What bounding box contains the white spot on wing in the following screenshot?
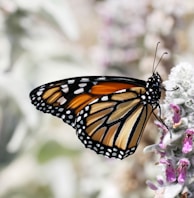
[80,110,84,115]
[89,98,98,104]
[66,110,71,114]
[113,148,118,151]
[115,89,126,93]
[101,96,108,101]
[68,115,73,119]
[37,91,43,96]
[68,79,75,84]
[77,116,81,122]
[61,84,68,88]
[80,78,90,82]
[85,106,90,111]
[58,108,64,112]
[118,154,122,159]
[141,95,146,100]
[74,88,84,94]
[97,77,106,80]
[62,87,69,93]
[57,97,67,105]
[83,113,88,118]
[79,83,87,88]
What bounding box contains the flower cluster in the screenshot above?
[146,63,194,197]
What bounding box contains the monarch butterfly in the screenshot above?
[30,47,165,159]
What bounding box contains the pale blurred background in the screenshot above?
[0,0,194,197]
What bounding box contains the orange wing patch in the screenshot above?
[90,82,136,95]
[42,87,60,100]
[67,94,98,114]
[42,87,62,105]
[67,81,134,114]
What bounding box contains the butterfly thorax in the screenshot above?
[141,72,162,107]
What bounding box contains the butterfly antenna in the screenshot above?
[154,51,168,73]
[152,42,160,73]
[152,42,168,73]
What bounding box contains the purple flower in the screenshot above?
[146,180,158,191]
[177,158,190,184]
[160,159,176,183]
[155,121,168,149]
[170,103,181,127]
[156,175,164,186]
[182,129,194,154]
[147,63,194,196]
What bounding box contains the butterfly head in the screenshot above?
[144,72,162,106]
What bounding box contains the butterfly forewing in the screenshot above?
[30,76,145,127]
[29,74,161,159]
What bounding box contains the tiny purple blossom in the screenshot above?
[146,180,158,191]
[170,103,181,127]
[156,175,164,186]
[182,129,194,154]
[155,121,168,149]
[177,158,190,184]
[160,159,176,183]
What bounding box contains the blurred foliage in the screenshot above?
[5,8,28,72]
[37,140,81,163]
[0,93,21,166]
[1,0,194,198]
[1,183,53,198]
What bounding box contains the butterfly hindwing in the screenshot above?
[75,87,153,159]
